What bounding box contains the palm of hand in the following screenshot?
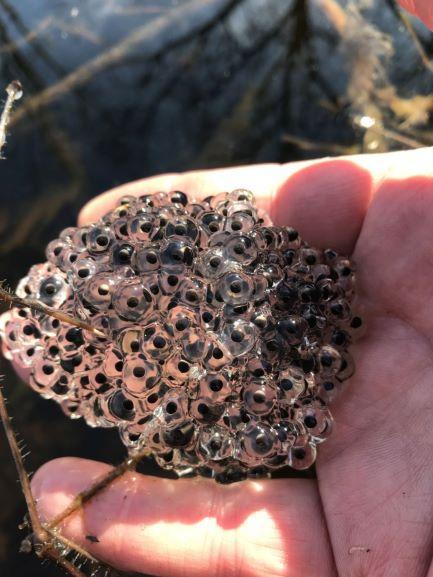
[318,168,433,577]
[21,151,433,577]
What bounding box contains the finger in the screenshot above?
[78,148,431,256]
[78,157,383,254]
[78,164,283,226]
[32,457,336,577]
[78,164,296,227]
[398,0,433,28]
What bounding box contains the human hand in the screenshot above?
[6,2,433,575]
[25,144,433,577]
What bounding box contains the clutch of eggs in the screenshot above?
[0,189,361,483]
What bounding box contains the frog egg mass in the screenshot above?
[0,189,361,483]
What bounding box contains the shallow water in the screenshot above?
[0,1,432,575]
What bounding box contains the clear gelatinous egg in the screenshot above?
[0,189,362,483]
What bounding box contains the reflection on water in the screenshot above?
[0,0,432,574]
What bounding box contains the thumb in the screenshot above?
[31,457,335,577]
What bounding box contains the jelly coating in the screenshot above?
[0,189,362,483]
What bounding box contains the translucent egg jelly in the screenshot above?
[0,189,362,483]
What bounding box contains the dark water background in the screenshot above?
[0,0,432,575]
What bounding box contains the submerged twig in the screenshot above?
[0,80,22,156]
[0,285,106,339]
[0,0,67,78]
[352,114,426,149]
[112,4,167,16]
[10,0,242,126]
[0,384,88,577]
[385,0,433,75]
[0,16,52,55]
[398,12,433,74]
[282,132,360,154]
[0,29,86,256]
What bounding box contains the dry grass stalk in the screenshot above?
[0,284,107,339]
[0,80,22,156]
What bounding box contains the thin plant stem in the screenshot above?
[0,284,107,339]
[10,0,242,126]
[0,384,88,577]
[385,0,433,75]
[0,79,22,156]
[47,448,150,531]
